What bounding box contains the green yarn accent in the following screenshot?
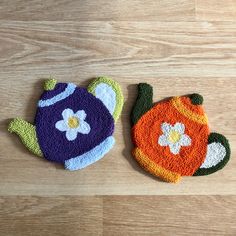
[8,118,43,157]
[193,133,230,176]
[189,93,204,105]
[44,78,57,91]
[88,77,124,122]
[131,83,153,126]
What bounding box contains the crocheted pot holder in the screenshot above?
[8,77,124,171]
[131,83,231,183]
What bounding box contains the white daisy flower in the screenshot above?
[55,108,91,141]
[158,122,191,155]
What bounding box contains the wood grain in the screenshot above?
[0,196,235,236]
[196,0,236,21]
[104,196,236,235]
[0,0,195,21]
[0,0,236,235]
[0,21,236,78]
[0,196,103,236]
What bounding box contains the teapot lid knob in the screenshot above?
[189,93,203,105]
[44,78,57,91]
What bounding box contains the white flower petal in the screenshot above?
[75,110,86,120]
[62,108,74,120]
[55,120,68,131]
[169,143,181,155]
[161,122,172,135]
[173,122,185,134]
[66,129,78,141]
[158,134,169,146]
[76,120,91,134]
[179,134,191,147]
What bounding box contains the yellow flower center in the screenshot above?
[168,131,181,143]
[68,116,79,128]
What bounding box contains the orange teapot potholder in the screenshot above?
[131,83,231,183]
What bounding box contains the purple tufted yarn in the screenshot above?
[35,83,115,163]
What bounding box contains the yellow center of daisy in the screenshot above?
[168,131,181,143]
[68,116,79,128]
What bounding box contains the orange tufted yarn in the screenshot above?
[132,96,210,182]
[131,84,231,183]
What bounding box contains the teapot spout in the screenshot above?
[131,83,153,125]
[8,118,43,157]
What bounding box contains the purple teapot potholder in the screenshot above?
[8,77,124,170]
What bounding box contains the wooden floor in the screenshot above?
[0,1,236,235]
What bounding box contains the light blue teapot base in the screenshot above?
[64,136,115,171]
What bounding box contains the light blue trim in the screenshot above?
[64,136,115,171]
[94,83,116,115]
[38,83,76,107]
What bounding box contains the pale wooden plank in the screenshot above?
[0,1,235,235]
[0,77,235,196]
[0,21,236,77]
[196,0,236,21]
[0,196,235,235]
[103,196,236,235]
[0,0,195,21]
[0,196,103,236]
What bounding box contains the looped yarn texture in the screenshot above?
[8,77,124,171]
[131,83,230,183]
